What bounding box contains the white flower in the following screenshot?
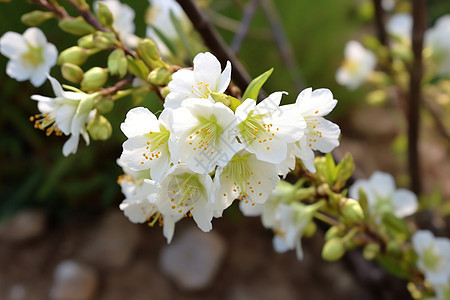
[235,92,306,164]
[30,76,94,156]
[429,283,450,300]
[335,40,377,90]
[382,0,395,11]
[387,13,412,43]
[164,52,231,109]
[146,0,190,56]
[95,0,139,48]
[120,107,173,182]
[117,158,158,223]
[425,15,450,77]
[349,171,418,218]
[412,230,450,285]
[215,149,280,213]
[293,88,341,172]
[170,99,239,173]
[0,27,57,87]
[151,164,219,233]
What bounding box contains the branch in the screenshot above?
[230,0,259,53]
[66,0,107,32]
[30,0,70,19]
[260,0,304,90]
[175,0,253,94]
[372,0,388,46]
[408,0,426,194]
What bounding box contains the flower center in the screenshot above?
[140,127,170,165]
[342,58,359,75]
[188,116,221,151]
[29,113,62,136]
[21,44,44,68]
[422,245,441,271]
[305,118,322,147]
[167,173,206,215]
[238,111,277,147]
[222,154,251,194]
[188,81,212,99]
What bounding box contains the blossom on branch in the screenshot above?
[30,75,95,156]
[0,27,57,87]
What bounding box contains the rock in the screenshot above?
[49,260,98,300]
[80,210,140,268]
[0,209,46,242]
[159,226,226,290]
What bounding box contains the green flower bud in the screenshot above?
[137,39,168,69]
[126,56,150,79]
[95,98,114,114]
[59,17,95,36]
[108,49,127,78]
[340,198,364,223]
[386,240,401,256]
[76,95,95,115]
[61,63,84,83]
[303,222,317,238]
[325,226,344,240]
[322,237,346,261]
[58,46,89,66]
[147,67,172,86]
[93,31,116,49]
[81,67,108,92]
[96,3,114,27]
[209,92,242,112]
[160,86,170,99]
[21,10,54,26]
[363,243,380,260]
[78,34,95,49]
[87,115,112,141]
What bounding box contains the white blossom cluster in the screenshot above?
[336,13,450,90]
[118,52,341,242]
[412,230,450,299]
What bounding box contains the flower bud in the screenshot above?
[160,86,170,99]
[96,3,114,27]
[76,95,95,115]
[81,67,108,92]
[95,98,114,114]
[78,34,95,49]
[108,49,127,78]
[21,10,54,26]
[147,67,172,86]
[363,243,380,260]
[87,115,112,141]
[137,39,168,69]
[93,31,116,49]
[303,221,317,238]
[322,237,346,261]
[386,240,401,255]
[58,46,89,66]
[325,226,344,240]
[59,17,95,36]
[61,63,84,83]
[340,198,364,223]
[126,56,150,79]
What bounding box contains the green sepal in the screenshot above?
[59,17,95,36]
[242,68,273,101]
[108,49,127,78]
[126,55,150,79]
[334,153,355,190]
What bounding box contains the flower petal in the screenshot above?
[121,107,159,138]
[23,27,47,48]
[0,31,27,58]
[6,60,32,81]
[392,189,418,218]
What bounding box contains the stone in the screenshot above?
[0,209,46,242]
[159,226,226,291]
[80,210,140,268]
[49,260,98,300]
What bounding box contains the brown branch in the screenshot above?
[260,0,304,90]
[66,0,108,32]
[175,0,253,94]
[30,0,70,19]
[100,76,134,96]
[372,0,388,46]
[408,0,426,195]
[230,0,259,53]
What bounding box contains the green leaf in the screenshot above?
[151,25,178,58]
[381,212,410,240]
[334,153,355,190]
[376,255,411,279]
[169,9,193,58]
[242,68,274,101]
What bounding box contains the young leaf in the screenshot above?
[242,68,273,101]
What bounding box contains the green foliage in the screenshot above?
[241,68,273,101]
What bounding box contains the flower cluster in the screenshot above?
[349,171,418,219]
[118,52,341,242]
[412,230,450,298]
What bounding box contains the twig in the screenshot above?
[66,0,107,32]
[175,0,253,94]
[260,0,304,90]
[230,0,259,53]
[408,0,426,194]
[100,76,134,96]
[372,0,388,46]
[30,0,70,19]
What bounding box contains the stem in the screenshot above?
[30,0,70,19]
[100,76,134,96]
[372,0,388,46]
[66,0,107,32]
[408,0,426,194]
[230,0,259,53]
[315,211,340,227]
[175,0,253,95]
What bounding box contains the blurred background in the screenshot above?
[1,0,450,299]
